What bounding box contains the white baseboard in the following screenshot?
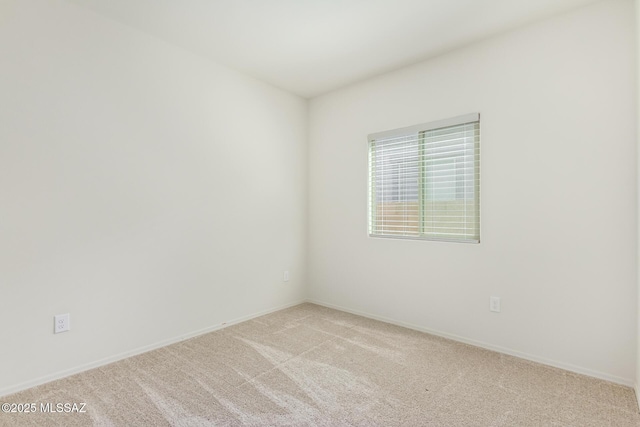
[306,298,634,388]
[4,298,633,398]
[0,299,305,398]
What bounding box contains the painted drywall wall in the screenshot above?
[0,0,307,395]
[309,0,637,384]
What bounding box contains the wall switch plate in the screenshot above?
[54,313,70,333]
[490,297,501,313]
[283,271,290,282]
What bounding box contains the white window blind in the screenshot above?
[368,113,480,243]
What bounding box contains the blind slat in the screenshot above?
[368,116,480,242]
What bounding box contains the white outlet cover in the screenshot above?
[490,297,501,313]
[54,313,70,333]
[283,271,290,282]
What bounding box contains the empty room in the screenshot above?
[1,0,639,425]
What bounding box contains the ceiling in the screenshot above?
[67,0,599,98]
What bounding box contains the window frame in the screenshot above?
[367,113,480,244]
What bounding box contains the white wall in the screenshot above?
[0,0,307,395]
[309,0,637,384]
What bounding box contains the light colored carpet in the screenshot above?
[1,303,638,426]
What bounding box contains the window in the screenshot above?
[368,113,480,243]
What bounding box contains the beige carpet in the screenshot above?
[1,303,638,426]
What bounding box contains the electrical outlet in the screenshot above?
[283,270,290,282]
[54,313,70,333]
[490,297,501,313]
